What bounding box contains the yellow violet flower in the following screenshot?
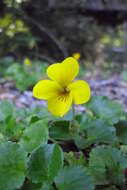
[72,52,81,60]
[33,57,90,117]
[24,58,31,67]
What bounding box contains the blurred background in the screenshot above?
[0,0,127,110]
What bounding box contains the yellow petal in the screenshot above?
[47,57,79,87]
[33,80,61,100]
[47,93,72,117]
[68,80,91,105]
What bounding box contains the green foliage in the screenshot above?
[86,96,124,125]
[27,144,63,184]
[6,61,48,91]
[0,115,21,139]
[0,57,14,77]
[55,166,94,190]
[0,96,126,189]
[0,141,27,190]
[49,121,72,140]
[7,63,37,91]
[20,120,49,152]
[74,118,117,149]
[0,101,22,139]
[0,100,14,121]
[85,119,116,144]
[88,146,127,186]
[115,120,127,144]
[64,151,86,166]
[0,2,127,190]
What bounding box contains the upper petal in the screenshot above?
[47,93,72,117]
[46,57,79,86]
[33,80,61,100]
[68,80,91,105]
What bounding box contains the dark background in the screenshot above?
[0,0,127,70]
[0,1,127,126]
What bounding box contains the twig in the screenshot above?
[32,52,55,63]
[22,14,68,58]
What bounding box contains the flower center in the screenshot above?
[57,87,70,102]
[62,86,70,94]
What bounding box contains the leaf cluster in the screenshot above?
[0,96,127,190]
[6,60,48,91]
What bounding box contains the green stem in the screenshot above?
[49,138,65,145]
[72,103,75,122]
[69,103,75,131]
[49,138,58,144]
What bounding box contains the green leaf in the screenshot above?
[0,101,14,121]
[28,115,40,124]
[49,121,72,140]
[74,135,90,149]
[86,96,124,125]
[88,145,127,185]
[27,144,63,184]
[7,63,39,91]
[74,119,116,149]
[0,141,27,190]
[75,113,93,132]
[115,120,127,144]
[20,120,48,152]
[55,166,94,190]
[86,120,116,144]
[0,115,22,139]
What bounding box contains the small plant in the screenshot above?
[0,57,127,190]
[6,59,48,91]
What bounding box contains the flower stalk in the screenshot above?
[72,103,75,122]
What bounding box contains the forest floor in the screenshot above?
[0,72,127,112]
